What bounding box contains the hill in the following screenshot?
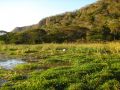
[1,0,120,44]
[0,30,7,36]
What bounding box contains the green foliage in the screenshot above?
[0,43,120,90]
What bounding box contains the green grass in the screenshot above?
[0,42,120,90]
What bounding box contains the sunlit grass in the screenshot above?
[0,42,120,90]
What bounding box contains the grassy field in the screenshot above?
[0,42,120,90]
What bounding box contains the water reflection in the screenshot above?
[0,59,25,69]
[0,79,7,87]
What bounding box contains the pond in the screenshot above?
[0,59,26,69]
[0,79,7,87]
[0,58,26,87]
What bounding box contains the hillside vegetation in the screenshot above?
[0,0,120,44]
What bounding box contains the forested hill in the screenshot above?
[1,0,120,44]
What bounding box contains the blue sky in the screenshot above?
[0,0,97,31]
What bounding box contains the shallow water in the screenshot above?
[0,59,26,69]
[0,79,7,87]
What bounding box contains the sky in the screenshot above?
[0,0,97,32]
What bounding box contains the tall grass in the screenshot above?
[0,42,120,90]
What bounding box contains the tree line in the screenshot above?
[0,25,119,44]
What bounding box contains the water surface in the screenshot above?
[0,59,25,69]
[0,79,7,87]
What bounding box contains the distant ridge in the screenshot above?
[0,30,7,35]
[2,0,120,44]
[12,0,120,33]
